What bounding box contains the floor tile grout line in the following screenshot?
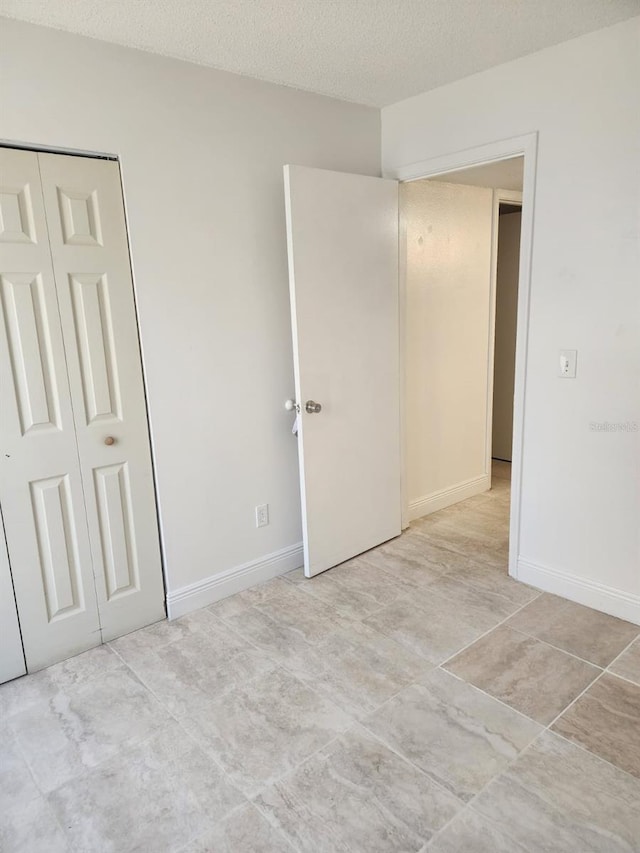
[285,572,406,619]
[438,594,634,675]
[4,713,52,800]
[6,692,140,815]
[365,527,510,588]
[8,736,74,852]
[107,640,256,786]
[543,725,640,785]
[0,646,125,721]
[436,592,543,670]
[430,594,640,784]
[246,729,349,844]
[421,799,496,850]
[275,576,394,622]
[413,519,509,568]
[439,650,635,782]
[8,661,229,852]
[231,612,434,723]
[436,635,623,779]
[124,617,368,806]
[401,522,506,562]
[603,631,640,670]
[112,631,336,752]
[356,716,468,809]
[601,669,640,688]
[110,633,344,837]
[423,520,511,544]
[443,734,538,824]
[279,555,544,684]
[177,796,302,853]
[422,640,639,842]
[498,624,609,670]
[279,531,549,665]
[259,613,437,719]
[2,654,137,805]
[436,667,550,730]
[208,574,455,717]
[359,692,542,851]
[204,600,369,706]
[543,668,609,734]
[364,539,533,609]
[249,584,387,627]
[429,717,612,845]
[209,602,336,669]
[427,801,529,851]
[362,580,539,655]
[119,593,636,824]
[434,567,540,610]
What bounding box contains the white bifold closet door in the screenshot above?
[0,514,26,682]
[0,146,165,674]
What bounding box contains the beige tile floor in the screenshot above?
[2,462,639,852]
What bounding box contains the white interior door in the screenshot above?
[0,147,102,670]
[0,513,26,683]
[38,152,165,642]
[284,165,401,577]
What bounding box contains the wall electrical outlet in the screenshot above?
[255,504,269,528]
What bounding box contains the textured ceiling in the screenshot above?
[0,0,638,106]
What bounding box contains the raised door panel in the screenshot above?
[0,516,26,684]
[69,272,121,424]
[0,181,36,244]
[30,475,87,619]
[0,146,102,672]
[93,462,139,599]
[38,152,165,640]
[0,272,61,434]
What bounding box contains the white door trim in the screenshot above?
[385,132,538,582]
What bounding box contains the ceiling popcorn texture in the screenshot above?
[0,0,637,106]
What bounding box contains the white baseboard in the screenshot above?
[166,542,304,619]
[517,558,640,626]
[408,474,490,522]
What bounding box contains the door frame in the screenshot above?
[385,132,538,582]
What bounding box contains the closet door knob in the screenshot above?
[104,436,116,446]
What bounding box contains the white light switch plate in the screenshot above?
[559,349,577,378]
[255,504,269,528]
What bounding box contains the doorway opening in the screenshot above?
[398,149,529,581]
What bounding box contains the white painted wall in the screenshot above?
[403,180,494,520]
[492,211,521,462]
[0,18,380,605]
[384,18,640,620]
